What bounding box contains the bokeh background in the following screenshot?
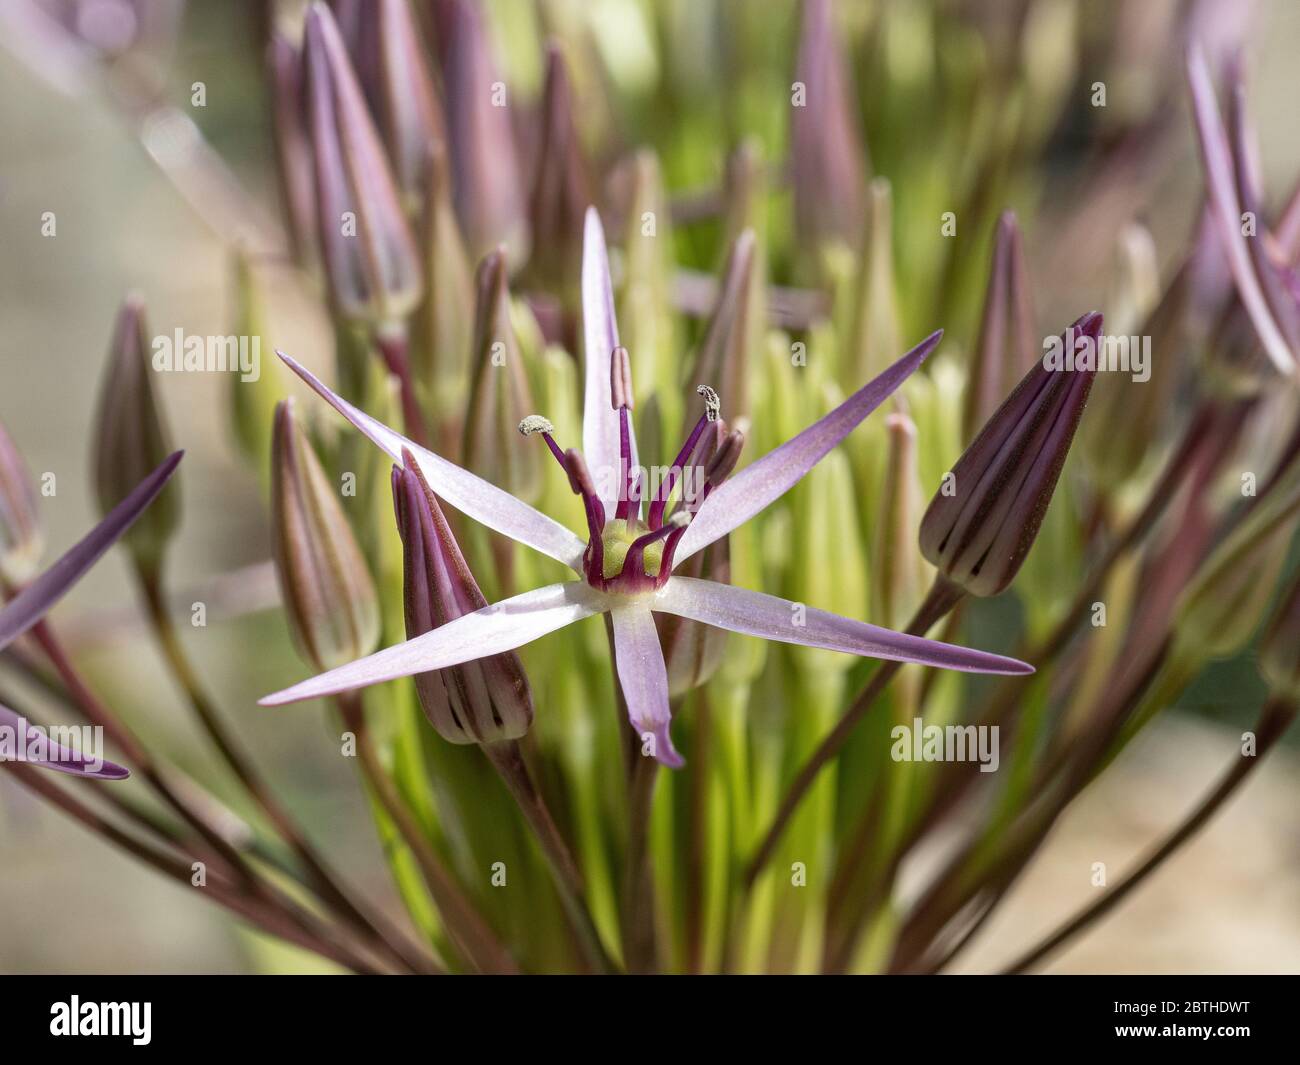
[1,0,1298,973]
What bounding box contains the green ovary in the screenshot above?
[601,518,665,580]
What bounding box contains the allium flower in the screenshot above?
[0,452,182,779]
[261,209,1031,765]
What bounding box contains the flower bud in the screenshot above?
[0,420,42,586]
[391,456,533,744]
[526,43,590,297]
[685,230,758,429]
[303,2,422,324]
[411,141,475,428]
[228,248,284,476]
[462,249,543,503]
[371,0,446,212]
[92,296,179,574]
[270,399,379,672]
[791,0,868,271]
[871,405,929,629]
[962,211,1037,443]
[267,32,317,268]
[844,178,902,388]
[431,0,527,264]
[919,312,1101,597]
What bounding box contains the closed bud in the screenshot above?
[920,312,1101,597]
[228,248,284,475]
[686,230,758,428]
[371,0,446,212]
[411,141,475,426]
[462,250,542,503]
[963,211,1037,443]
[432,0,527,264]
[0,420,42,585]
[303,2,422,324]
[871,406,929,629]
[270,399,379,672]
[92,296,179,574]
[846,178,902,387]
[267,33,317,267]
[392,455,533,744]
[791,0,869,272]
[526,43,589,296]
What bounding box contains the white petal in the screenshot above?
[609,603,683,767]
[654,577,1033,675]
[581,207,639,517]
[261,582,607,705]
[278,352,587,570]
[673,331,941,565]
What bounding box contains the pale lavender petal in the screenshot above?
[277,351,587,570]
[654,577,1033,675]
[610,604,683,768]
[1187,47,1295,375]
[581,207,639,516]
[0,703,129,780]
[674,331,942,564]
[261,581,606,705]
[0,452,183,651]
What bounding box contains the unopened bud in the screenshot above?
[270,399,379,672]
[92,296,179,574]
[920,312,1101,597]
[391,455,533,744]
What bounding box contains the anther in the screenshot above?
[517,415,555,436]
[696,384,720,422]
[610,346,634,411]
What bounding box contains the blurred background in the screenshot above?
[0,0,1298,973]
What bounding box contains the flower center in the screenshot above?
[600,518,666,580]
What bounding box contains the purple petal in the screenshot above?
[0,452,183,651]
[674,331,942,565]
[581,207,639,517]
[1187,46,1296,375]
[609,604,683,768]
[277,352,587,570]
[654,577,1033,675]
[261,581,605,705]
[0,703,129,780]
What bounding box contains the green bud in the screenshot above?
[270,399,380,672]
[92,296,179,574]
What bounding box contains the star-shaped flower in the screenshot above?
[261,209,1032,765]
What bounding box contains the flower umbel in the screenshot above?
[261,208,1032,765]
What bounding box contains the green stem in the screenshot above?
[743,575,964,887]
[337,693,518,974]
[135,567,434,974]
[483,740,619,973]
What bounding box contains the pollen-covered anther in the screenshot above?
[610,346,634,410]
[517,414,555,436]
[696,384,721,422]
